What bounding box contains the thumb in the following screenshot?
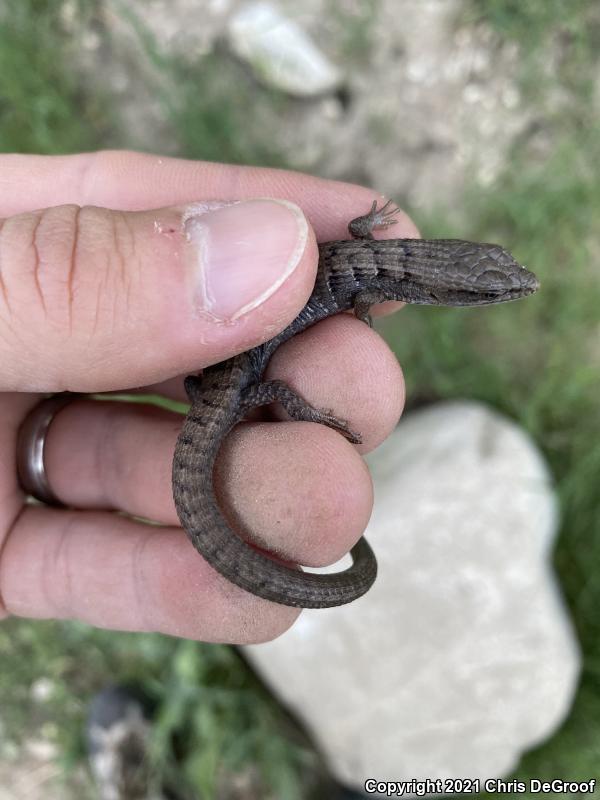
[0,198,315,392]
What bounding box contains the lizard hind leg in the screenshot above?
[352,287,388,327]
[240,380,362,445]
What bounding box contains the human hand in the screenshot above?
[0,151,412,643]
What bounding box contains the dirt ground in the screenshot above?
[84,0,534,213]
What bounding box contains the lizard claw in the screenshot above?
[348,199,401,239]
[319,411,363,444]
[372,198,401,228]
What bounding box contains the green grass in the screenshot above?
[467,0,600,112]
[0,0,599,797]
[0,0,115,153]
[0,620,317,799]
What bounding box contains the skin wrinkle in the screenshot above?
[72,205,118,344]
[0,218,12,314]
[107,246,119,339]
[67,205,81,334]
[111,211,131,322]
[68,209,102,343]
[91,280,102,340]
[107,213,122,337]
[118,211,138,320]
[30,213,47,314]
[0,502,27,617]
[43,513,75,618]
[80,218,116,343]
[130,528,153,633]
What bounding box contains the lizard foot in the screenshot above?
[348,198,401,240]
[352,288,388,326]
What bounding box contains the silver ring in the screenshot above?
[16,392,83,507]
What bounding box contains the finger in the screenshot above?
[0,151,420,241]
[215,422,372,565]
[0,393,34,543]
[0,506,300,643]
[41,309,401,519]
[43,400,373,566]
[109,308,405,415]
[266,313,404,452]
[0,154,419,378]
[0,198,317,391]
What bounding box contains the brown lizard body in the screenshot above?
[172,202,539,608]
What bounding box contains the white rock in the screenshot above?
[244,402,580,788]
[227,3,343,97]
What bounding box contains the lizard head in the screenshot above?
[388,239,540,306]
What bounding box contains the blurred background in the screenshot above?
[0,0,599,798]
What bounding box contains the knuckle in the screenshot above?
[0,203,139,349]
[0,205,80,326]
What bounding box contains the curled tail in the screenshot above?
[172,367,377,608]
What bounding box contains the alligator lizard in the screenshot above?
[172,201,539,609]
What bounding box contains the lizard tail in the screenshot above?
[172,380,377,609]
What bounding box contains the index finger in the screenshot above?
[0,150,419,241]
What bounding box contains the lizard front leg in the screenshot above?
[348,198,401,240]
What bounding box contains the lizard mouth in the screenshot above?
[429,278,540,306]
[480,285,539,303]
[482,276,540,303]
[459,269,540,305]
